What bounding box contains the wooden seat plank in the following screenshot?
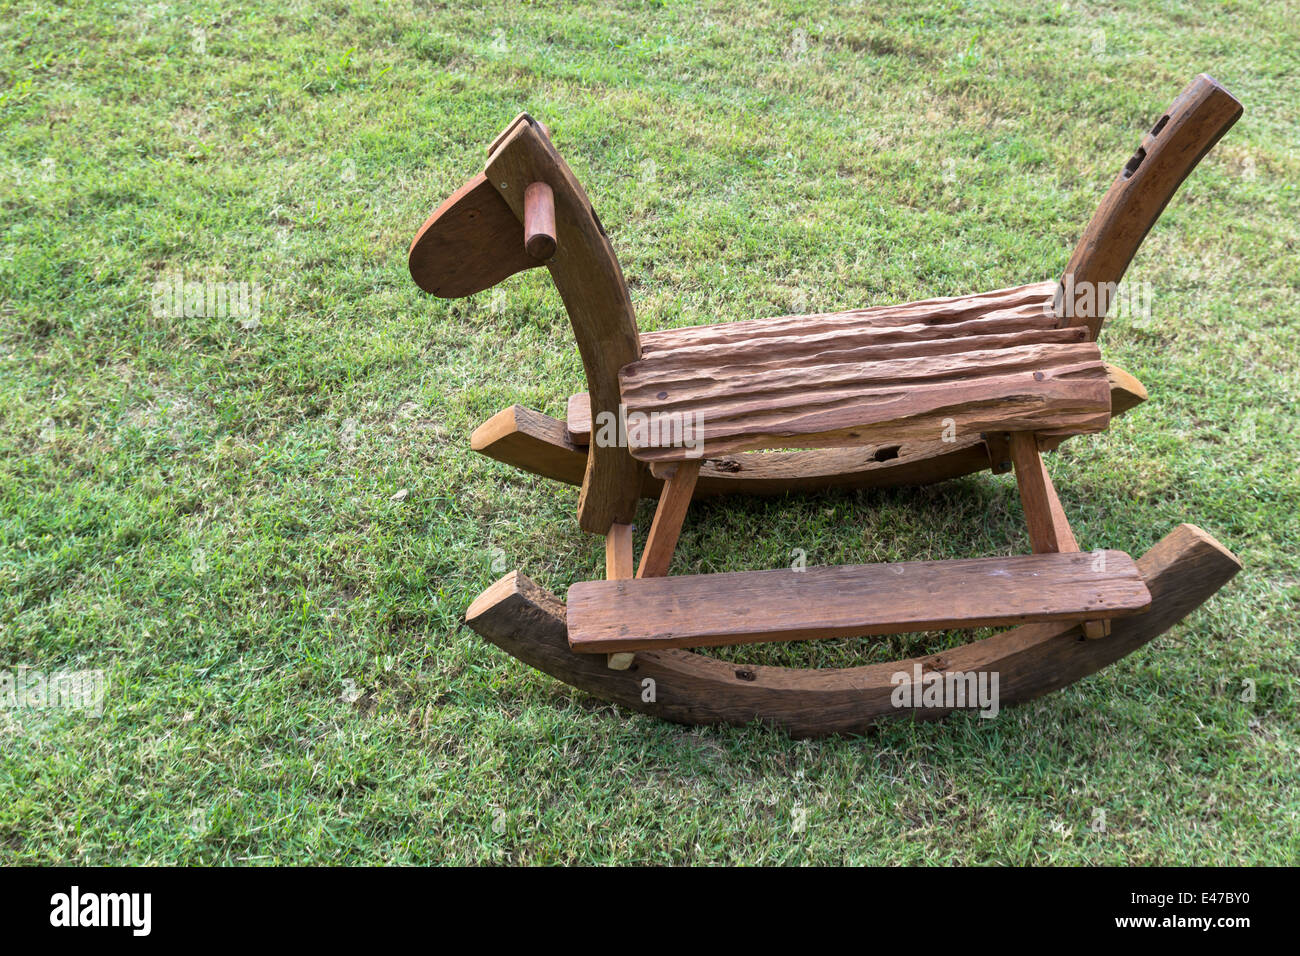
[621,339,1111,461]
[565,361,1144,450]
[567,550,1150,653]
[637,281,1056,356]
[616,276,1110,462]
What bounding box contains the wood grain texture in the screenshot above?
[486,112,532,158]
[469,382,1145,503]
[523,181,557,260]
[485,119,645,533]
[1056,74,1243,339]
[1008,433,1110,636]
[563,281,1058,448]
[565,391,592,445]
[983,431,1012,474]
[471,404,589,487]
[604,523,636,670]
[408,172,542,297]
[1106,364,1149,415]
[1040,460,1081,553]
[639,282,1057,354]
[621,336,1112,461]
[568,550,1150,653]
[635,460,700,578]
[605,523,634,580]
[566,361,1144,453]
[465,524,1240,737]
[1009,432,1072,554]
[475,404,1042,498]
[1042,452,1114,637]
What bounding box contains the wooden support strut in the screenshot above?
[1008,432,1110,638]
[636,461,702,579]
[523,182,557,260]
[604,523,636,670]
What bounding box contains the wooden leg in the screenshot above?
[1009,432,1109,638]
[604,523,636,670]
[1009,432,1071,553]
[636,460,701,579]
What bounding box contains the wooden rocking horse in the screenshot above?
[411,75,1244,736]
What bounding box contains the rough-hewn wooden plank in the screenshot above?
[568,328,1086,448]
[635,460,701,578]
[471,405,589,487]
[563,284,1063,447]
[569,365,1144,453]
[472,404,1000,496]
[465,525,1239,737]
[639,282,1056,355]
[568,550,1150,654]
[638,308,1072,372]
[621,339,1112,461]
[637,314,1082,377]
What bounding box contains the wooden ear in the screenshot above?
[408,171,544,298]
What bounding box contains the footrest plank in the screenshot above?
[567,551,1150,653]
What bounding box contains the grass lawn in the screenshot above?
[1,0,1297,864]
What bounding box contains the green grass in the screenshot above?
[1,0,1297,864]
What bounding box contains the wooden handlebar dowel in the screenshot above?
[524,181,557,260]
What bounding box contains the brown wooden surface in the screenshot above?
[523,181,557,260]
[604,523,636,669]
[639,282,1057,354]
[565,391,592,445]
[485,119,645,533]
[983,431,1012,474]
[621,335,1112,461]
[466,524,1240,737]
[408,172,542,297]
[468,403,1148,500]
[1039,460,1081,553]
[1056,74,1243,339]
[1107,364,1149,415]
[1009,432,1072,553]
[471,404,589,487]
[567,361,1144,456]
[605,522,634,580]
[486,112,532,158]
[568,550,1150,653]
[635,460,701,578]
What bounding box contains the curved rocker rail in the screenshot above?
[465,524,1240,738]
